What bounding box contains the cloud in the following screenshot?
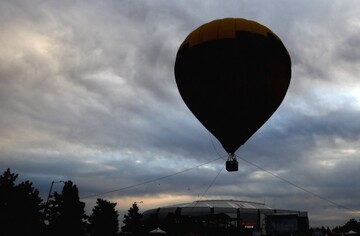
[1,0,360,228]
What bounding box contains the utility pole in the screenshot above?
[43,180,65,222]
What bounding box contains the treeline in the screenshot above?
[310,218,360,235]
[332,218,360,234]
[0,168,141,236]
[2,168,360,236]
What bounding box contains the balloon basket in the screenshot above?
[226,154,238,172]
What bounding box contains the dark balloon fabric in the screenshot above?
[174,18,291,155]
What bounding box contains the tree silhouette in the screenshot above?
[122,202,143,235]
[89,198,119,236]
[332,218,360,234]
[4,167,360,235]
[0,168,44,236]
[46,180,87,236]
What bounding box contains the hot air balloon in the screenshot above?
[174,18,291,171]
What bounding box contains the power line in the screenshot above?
[207,130,357,213]
[236,155,359,213]
[81,156,223,199]
[82,129,358,214]
[199,165,224,200]
[207,132,358,213]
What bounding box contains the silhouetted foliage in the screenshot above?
[332,218,360,234]
[5,167,360,236]
[0,168,44,236]
[89,198,119,236]
[122,202,143,234]
[46,180,87,236]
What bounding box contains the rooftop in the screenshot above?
[164,199,273,210]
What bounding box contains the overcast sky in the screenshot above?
[1,0,360,228]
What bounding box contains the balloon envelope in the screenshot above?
[174,18,291,155]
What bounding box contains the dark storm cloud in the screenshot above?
[0,0,191,151]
